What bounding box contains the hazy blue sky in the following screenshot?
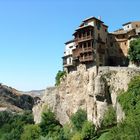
[0,0,139,91]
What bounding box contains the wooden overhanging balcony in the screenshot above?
[79,55,94,62]
[79,47,93,54]
[75,35,94,43]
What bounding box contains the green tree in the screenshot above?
[21,124,41,140]
[128,38,140,66]
[70,109,87,131]
[55,70,66,86]
[39,109,62,137]
[0,111,34,140]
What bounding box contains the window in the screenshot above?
[92,41,94,47]
[69,57,72,64]
[110,43,113,47]
[136,24,138,28]
[83,31,85,37]
[97,21,101,30]
[84,22,88,26]
[87,31,90,36]
[79,33,81,38]
[98,33,100,38]
[105,29,107,32]
[84,42,86,48]
[88,42,90,47]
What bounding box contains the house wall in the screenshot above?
[65,42,76,56]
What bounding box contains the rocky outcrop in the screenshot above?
[33,65,140,126]
[0,84,38,112]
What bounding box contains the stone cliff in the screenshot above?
[33,65,140,126]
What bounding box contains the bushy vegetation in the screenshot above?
[21,124,41,140]
[128,38,140,66]
[55,70,66,86]
[101,106,116,128]
[0,110,34,140]
[70,109,87,131]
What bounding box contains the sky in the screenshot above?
[0,0,140,91]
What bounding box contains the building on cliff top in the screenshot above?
[62,40,76,73]
[63,17,140,73]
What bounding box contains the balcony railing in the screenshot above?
[79,55,94,62]
[75,35,93,43]
[79,47,93,54]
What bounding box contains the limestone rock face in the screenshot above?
[33,65,140,126]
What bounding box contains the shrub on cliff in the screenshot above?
[118,75,140,115]
[101,106,116,128]
[55,70,66,86]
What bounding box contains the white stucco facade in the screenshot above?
[63,40,76,66]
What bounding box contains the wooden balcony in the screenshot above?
[75,35,94,43]
[79,47,93,54]
[79,55,94,62]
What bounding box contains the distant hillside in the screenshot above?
[21,89,45,98]
[0,84,40,113]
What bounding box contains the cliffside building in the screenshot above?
[62,40,76,73]
[63,17,140,72]
[108,21,140,66]
[73,17,108,68]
